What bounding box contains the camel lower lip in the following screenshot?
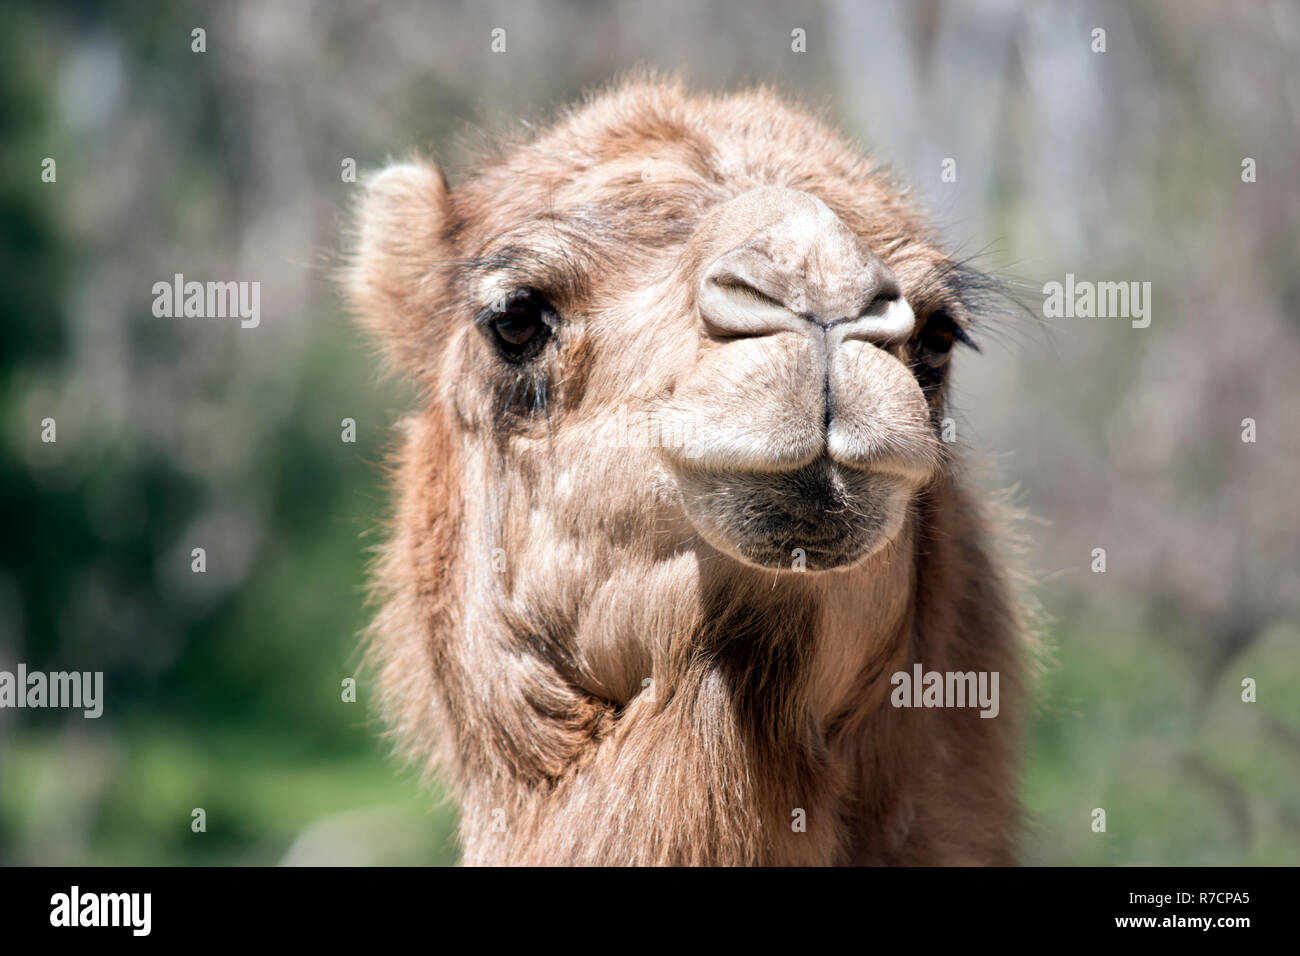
[675,457,906,571]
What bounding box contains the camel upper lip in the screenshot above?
[667,444,935,486]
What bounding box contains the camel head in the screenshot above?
[345,78,1019,865]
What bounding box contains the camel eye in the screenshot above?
[483,290,554,361]
[916,310,970,368]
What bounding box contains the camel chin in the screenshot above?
[672,457,913,571]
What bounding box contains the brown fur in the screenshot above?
[346,76,1026,865]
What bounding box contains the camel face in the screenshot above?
[394,109,960,580]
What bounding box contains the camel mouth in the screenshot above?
[673,456,911,571]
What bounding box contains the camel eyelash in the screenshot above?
[953,323,979,351]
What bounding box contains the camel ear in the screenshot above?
[347,161,453,378]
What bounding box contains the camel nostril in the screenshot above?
[712,276,787,312]
[834,294,916,346]
[693,195,910,341]
[698,251,807,338]
[860,289,900,317]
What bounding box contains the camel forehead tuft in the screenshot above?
[448,77,943,273]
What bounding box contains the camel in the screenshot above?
[345,76,1027,865]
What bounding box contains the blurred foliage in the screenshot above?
[1,0,1297,865]
[0,0,452,864]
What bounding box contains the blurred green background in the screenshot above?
[1,0,1297,865]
